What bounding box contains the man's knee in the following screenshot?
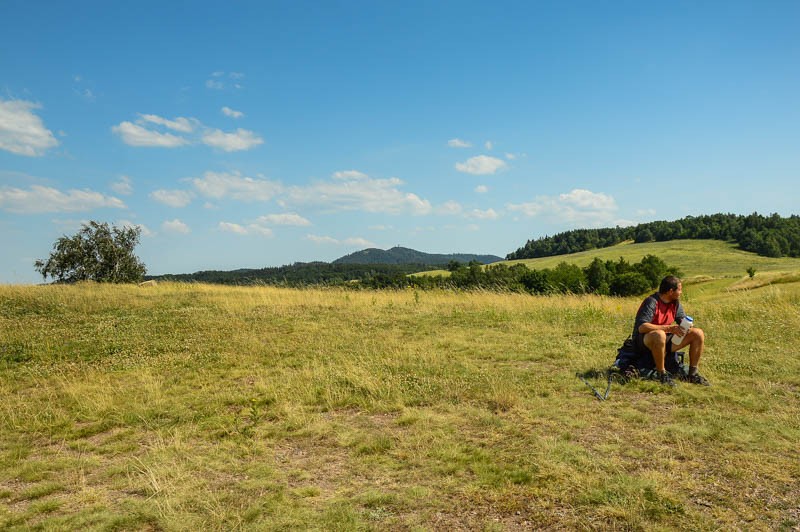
[644,330,667,349]
[688,327,705,343]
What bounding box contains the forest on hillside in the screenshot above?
[507,212,800,260]
[149,262,438,286]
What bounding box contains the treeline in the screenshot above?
[149,262,441,286]
[507,212,800,260]
[362,255,679,297]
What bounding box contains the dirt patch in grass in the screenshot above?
[273,439,351,500]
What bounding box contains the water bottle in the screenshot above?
[672,316,693,344]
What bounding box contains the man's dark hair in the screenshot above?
[659,275,681,294]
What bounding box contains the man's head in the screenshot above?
[659,275,682,301]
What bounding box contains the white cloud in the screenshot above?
[485,141,493,150]
[412,226,436,234]
[448,138,472,148]
[118,219,153,237]
[468,208,499,220]
[201,128,263,152]
[150,189,193,207]
[505,153,516,160]
[332,170,368,180]
[507,200,545,218]
[139,114,195,133]
[112,121,189,148]
[0,185,125,213]
[455,155,508,175]
[507,188,618,226]
[369,225,393,231]
[475,185,489,194]
[72,75,97,102]
[162,219,190,234]
[559,189,617,210]
[255,213,312,226]
[191,171,283,202]
[306,234,339,245]
[404,193,433,215]
[437,200,463,216]
[343,237,375,247]
[248,224,274,237]
[305,235,374,247]
[287,172,432,215]
[0,99,59,156]
[222,106,244,119]
[111,176,133,195]
[78,89,96,102]
[219,222,248,234]
[206,72,244,90]
[113,113,262,152]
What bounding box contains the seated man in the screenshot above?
[632,275,710,386]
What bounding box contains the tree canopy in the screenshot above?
[35,221,147,283]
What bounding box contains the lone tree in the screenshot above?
[35,221,147,283]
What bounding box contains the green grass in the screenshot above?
[1,251,799,529]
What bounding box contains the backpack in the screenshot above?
[579,337,689,401]
[613,336,687,379]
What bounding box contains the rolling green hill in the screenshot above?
[419,240,800,284]
[508,239,800,279]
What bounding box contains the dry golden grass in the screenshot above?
[1,281,799,529]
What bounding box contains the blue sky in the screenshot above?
[2,1,799,283]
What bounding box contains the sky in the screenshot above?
[1,0,799,283]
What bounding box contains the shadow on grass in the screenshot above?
[576,367,632,402]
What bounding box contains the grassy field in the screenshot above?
[2,246,800,530]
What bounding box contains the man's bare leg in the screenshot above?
[643,330,668,372]
[673,327,705,375]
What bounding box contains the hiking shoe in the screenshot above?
[659,371,676,387]
[686,373,711,386]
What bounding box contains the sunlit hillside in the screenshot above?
[419,239,800,283]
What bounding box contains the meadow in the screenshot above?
[1,243,799,530]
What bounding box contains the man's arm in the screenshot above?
[639,321,681,335]
[675,301,686,323]
[634,296,656,334]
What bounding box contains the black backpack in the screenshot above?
[579,337,689,401]
[613,336,687,379]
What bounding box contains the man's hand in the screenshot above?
[639,323,683,336]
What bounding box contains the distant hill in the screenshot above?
[333,246,503,265]
[506,212,800,260]
[505,239,800,280]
